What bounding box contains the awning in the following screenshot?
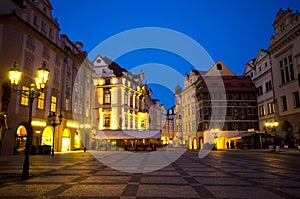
[95,130,161,139]
[229,132,271,139]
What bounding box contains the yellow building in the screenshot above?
[92,55,161,151]
[0,0,94,155]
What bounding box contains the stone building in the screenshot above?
[92,55,162,151]
[268,8,300,147]
[0,0,94,155]
[196,61,259,149]
[161,105,176,145]
[244,50,275,134]
[174,69,200,148]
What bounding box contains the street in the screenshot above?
[0,150,300,198]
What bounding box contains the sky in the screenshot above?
[51,0,300,109]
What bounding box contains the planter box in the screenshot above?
[284,145,288,149]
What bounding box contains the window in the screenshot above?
[259,105,265,117]
[33,15,38,26]
[259,67,261,71]
[217,63,222,70]
[141,119,145,128]
[265,62,267,67]
[135,116,138,129]
[21,86,29,106]
[280,55,294,84]
[281,96,287,111]
[130,116,133,129]
[124,92,128,105]
[257,86,263,96]
[24,57,32,70]
[65,98,69,111]
[43,46,50,58]
[50,96,57,112]
[104,114,110,127]
[135,96,138,108]
[124,115,128,128]
[293,92,300,108]
[26,35,34,46]
[130,94,133,107]
[49,27,53,38]
[37,92,45,109]
[265,80,272,92]
[267,102,275,114]
[41,21,47,32]
[103,89,111,104]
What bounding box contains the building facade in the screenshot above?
[175,69,200,149]
[161,105,176,145]
[92,55,162,151]
[268,8,300,147]
[0,0,94,155]
[244,50,275,133]
[196,61,259,149]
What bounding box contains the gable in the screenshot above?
[92,55,108,67]
[254,49,269,65]
[205,60,235,76]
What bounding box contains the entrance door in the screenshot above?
[62,129,70,152]
[16,125,27,153]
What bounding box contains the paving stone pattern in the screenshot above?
[0,150,299,198]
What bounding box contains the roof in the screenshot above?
[102,57,127,77]
[197,75,256,92]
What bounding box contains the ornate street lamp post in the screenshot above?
[47,112,63,156]
[211,128,220,149]
[8,62,50,179]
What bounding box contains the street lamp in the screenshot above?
[265,120,279,135]
[8,62,50,179]
[47,112,63,156]
[211,128,220,150]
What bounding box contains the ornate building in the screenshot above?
[175,69,201,149]
[92,55,162,151]
[268,8,300,147]
[0,0,94,155]
[161,105,176,145]
[196,61,259,149]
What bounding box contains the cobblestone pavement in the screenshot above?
[0,149,300,198]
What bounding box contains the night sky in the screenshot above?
[51,0,300,109]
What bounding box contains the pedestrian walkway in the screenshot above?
[0,150,299,198]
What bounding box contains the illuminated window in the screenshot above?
[65,98,69,111]
[37,92,45,109]
[135,116,138,129]
[50,96,57,112]
[104,89,111,104]
[21,86,29,106]
[124,92,128,105]
[124,115,128,128]
[141,119,145,128]
[104,114,110,127]
[130,116,133,129]
[259,105,265,117]
[267,102,275,114]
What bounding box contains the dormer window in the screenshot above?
[217,63,222,70]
